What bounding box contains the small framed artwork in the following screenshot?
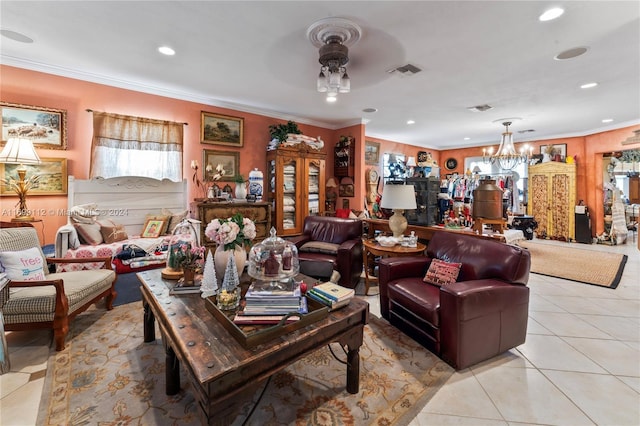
[0,157,68,195]
[540,143,567,159]
[1,102,67,150]
[200,111,244,147]
[202,149,239,182]
[141,219,165,238]
[365,140,380,165]
[339,183,354,197]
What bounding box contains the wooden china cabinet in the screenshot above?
[266,143,326,236]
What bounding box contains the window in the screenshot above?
[90,111,184,181]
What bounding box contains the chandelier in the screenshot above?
[483,122,530,171]
[307,17,362,101]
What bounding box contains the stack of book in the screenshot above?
[233,279,306,325]
[306,282,354,310]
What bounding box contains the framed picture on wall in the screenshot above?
[1,102,67,150]
[0,157,68,195]
[202,149,239,182]
[365,140,380,165]
[200,111,244,147]
[540,143,567,159]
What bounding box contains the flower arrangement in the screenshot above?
[205,213,257,251]
[191,160,225,198]
[168,242,205,270]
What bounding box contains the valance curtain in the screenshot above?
[90,111,184,181]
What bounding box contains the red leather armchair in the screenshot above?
[289,216,363,288]
[378,231,530,369]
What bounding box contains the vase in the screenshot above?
[235,182,247,200]
[214,244,246,283]
[182,268,196,286]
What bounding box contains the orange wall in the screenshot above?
[3,64,638,242]
[0,65,336,244]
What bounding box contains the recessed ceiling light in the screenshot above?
[554,47,589,60]
[406,120,415,125]
[602,118,614,123]
[463,137,471,141]
[362,108,378,113]
[0,29,33,43]
[539,7,564,22]
[326,95,337,103]
[158,46,175,56]
[580,82,598,89]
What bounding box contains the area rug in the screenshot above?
[519,240,628,288]
[37,303,454,426]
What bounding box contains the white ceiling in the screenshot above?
[1,1,639,149]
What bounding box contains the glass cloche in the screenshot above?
[247,227,299,282]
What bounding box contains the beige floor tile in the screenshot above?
[470,349,533,370]
[412,412,508,425]
[8,346,49,374]
[575,314,640,341]
[0,375,44,426]
[0,371,30,399]
[592,298,640,317]
[516,334,607,373]
[542,370,640,426]
[525,317,553,335]
[474,366,594,425]
[527,295,565,313]
[617,375,640,393]
[422,369,503,420]
[563,337,640,377]
[528,311,612,339]
[547,296,616,315]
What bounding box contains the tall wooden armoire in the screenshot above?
[266,143,326,236]
[527,162,576,241]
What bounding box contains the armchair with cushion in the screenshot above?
[289,216,363,288]
[378,231,530,369]
[0,222,117,351]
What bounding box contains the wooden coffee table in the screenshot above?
[362,239,427,295]
[137,269,369,425]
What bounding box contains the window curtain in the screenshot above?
[90,111,184,181]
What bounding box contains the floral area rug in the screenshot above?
[37,303,453,425]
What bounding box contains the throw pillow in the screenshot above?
[144,213,171,235]
[162,208,188,234]
[299,241,340,255]
[69,203,100,224]
[100,220,129,244]
[423,258,462,287]
[0,247,46,281]
[74,222,104,245]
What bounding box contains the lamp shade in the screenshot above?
[406,156,417,167]
[380,184,417,210]
[0,138,41,165]
[326,177,339,188]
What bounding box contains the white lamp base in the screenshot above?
[388,209,408,238]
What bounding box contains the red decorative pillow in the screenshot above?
[423,258,462,287]
[335,209,351,218]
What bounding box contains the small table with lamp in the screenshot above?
[362,239,427,296]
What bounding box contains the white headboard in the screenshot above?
[67,175,190,236]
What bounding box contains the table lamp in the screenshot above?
[380,184,417,237]
[325,177,338,211]
[0,138,42,222]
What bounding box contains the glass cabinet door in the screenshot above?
[307,160,321,215]
[281,157,298,231]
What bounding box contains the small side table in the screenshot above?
[362,239,426,296]
[473,218,507,234]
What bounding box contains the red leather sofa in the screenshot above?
[289,216,363,288]
[378,231,531,369]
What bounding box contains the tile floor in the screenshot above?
[0,239,638,425]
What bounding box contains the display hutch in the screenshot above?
[266,143,326,236]
[527,162,576,241]
[334,136,354,178]
[405,176,439,226]
[192,201,272,250]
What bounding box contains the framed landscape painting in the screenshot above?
[1,102,67,150]
[365,140,380,165]
[203,150,239,182]
[0,157,68,195]
[201,111,244,147]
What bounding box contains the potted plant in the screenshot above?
[234,174,247,200]
[269,120,301,144]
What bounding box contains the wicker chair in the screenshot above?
[0,222,116,350]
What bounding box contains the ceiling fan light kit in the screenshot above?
[307,17,361,100]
